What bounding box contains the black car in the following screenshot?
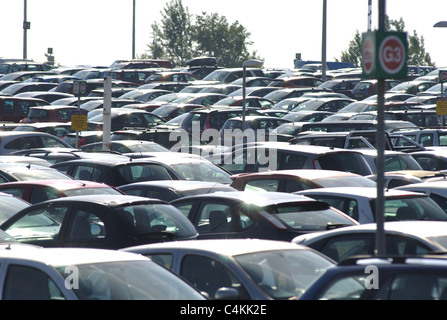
[51,155,233,187]
[88,109,166,131]
[0,82,58,96]
[317,78,361,97]
[0,195,198,249]
[217,142,374,176]
[171,191,358,241]
[118,180,237,202]
[299,255,447,300]
[180,106,263,135]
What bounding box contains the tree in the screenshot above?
[338,15,434,67]
[192,12,259,67]
[338,30,363,67]
[141,1,260,67]
[142,0,195,67]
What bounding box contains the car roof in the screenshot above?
[123,238,310,257]
[0,179,112,190]
[233,169,362,179]
[173,191,316,206]
[0,247,148,266]
[33,194,165,206]
[295,221,447,244]
[242,141,364,154]
[298,187,424,198]
[119,180,233,191]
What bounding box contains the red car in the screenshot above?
[20,105,78,123]
[0,180,124,204]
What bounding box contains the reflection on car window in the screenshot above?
[4,206,67,243]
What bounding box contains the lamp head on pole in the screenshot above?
[242,59,263,68]
[434,21,447,28]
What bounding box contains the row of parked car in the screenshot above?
[0,57,446,300]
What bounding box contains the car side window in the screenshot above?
[73,166,95,181]
[281,153,307,170]
[29,187,59,204]
[0,187,25,198]
[3,265,65,300]
[5,136,40,150]
[196,203,233,233]
[121,164,172,183]
[173,203,194,218]
[379,273,447,300]
[180,255,249,299]
[244,179,279,192]
[145,189,175,202]
[144,253,173,270]
[2,100,14,114]
[316,234,374,262]
[39,136,66,148]
[68,210,106,241]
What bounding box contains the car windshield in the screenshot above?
[170,162,232,184]
[57,260,204,300]
[263,201,355,232]
[234,249,333,300]
[116,203,197,238]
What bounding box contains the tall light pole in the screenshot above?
[375,0,386,257]
[242,59,263,129]
[321,0,327,81]
[23,0,29,60]
[132,0,136,59]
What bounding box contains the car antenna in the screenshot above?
[26,164,31,169]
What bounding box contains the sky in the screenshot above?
[1,0,447,69]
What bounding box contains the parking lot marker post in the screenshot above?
[362,0,408,257]
[72,80,87,148]
[102,76,112,151]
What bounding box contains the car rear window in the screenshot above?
[316,152,371,176]
[264,201,356,232]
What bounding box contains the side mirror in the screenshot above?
[214,287,239,300]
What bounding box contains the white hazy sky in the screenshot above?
[1,0,447,69]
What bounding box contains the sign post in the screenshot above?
[72,80,88,148]
[437,71,447,127]
[362,23,408,256]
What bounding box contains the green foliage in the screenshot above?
[143,0,194,66]
[337,30,363,67]
[339,15,435,68]
[142,0,260,68]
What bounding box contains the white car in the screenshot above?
[354,149,423,174]
[0,246,205,300]
[296,187,447,224]
[395,180,447,212]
